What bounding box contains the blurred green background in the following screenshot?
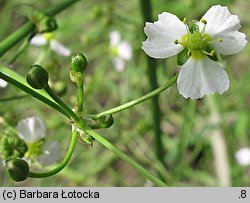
[0,0,250,186]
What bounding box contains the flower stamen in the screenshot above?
[200,19,207,33]
[183,17,187,24]
[201,49,217,57]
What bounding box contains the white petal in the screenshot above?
[177,57,229,99]
[50,40,71,57]
[142,12,187,59]
[38,141,60,166]
[200,5,247,55]
[17,117,46,142]
[235,148,250,166]
[118,41,132,60]
[112,57,125,72]
[0,78,8,88]
[109,31,121,47]
[30,34,48,46]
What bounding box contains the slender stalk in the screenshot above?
[0,0,80,58]
[94,75,177,118]
[139,0,164,165]
[29,130,78,178]
[0,94,28,102]
[0,65,70,118]
[86,129,167,186]
[173,100,196,180]
[8,38,30,64]
[44,85,80,122]
[76,82,84,114]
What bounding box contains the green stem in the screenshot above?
[0,94,29,102]
[0,0,80,58]
[86,129,167,186]
[0,65,70,118]
[173,100,196,181]
[29,130,78,178]
[94,75,177,118]
[76,82,84,114]
[140,0,163,165]
[8,38,30,64]
[44,85,80,122]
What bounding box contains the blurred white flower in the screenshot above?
[30,33,71,57]
[17,116,60,166]
[0,78,7,88]
[235,147,250,166]
[142,5,247,99]
[109,30,132,72]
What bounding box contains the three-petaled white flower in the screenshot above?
[235,147,250,166]
[17,116,60,166]
[0,78,7,88]
[142,5,247,99]
[30,33,71,57]
[109,31,132,72]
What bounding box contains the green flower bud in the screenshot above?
[29,10,57,33]
[84,115,114,129]
[0,135,28,160]
[26,64,49,89]
[98,115,114,128]
[71,53,88,73]
[5,158,29,182]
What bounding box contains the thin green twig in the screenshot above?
[86,129,167,186]
[94,75,177,118]
[29,130,78,178]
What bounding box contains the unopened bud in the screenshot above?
[5,158,29,182]
[29,10,57,33]
[71,53,87,73]
[26,64,49,89]
[84,115,114,129]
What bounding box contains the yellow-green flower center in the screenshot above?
[25,139,45,160]
[43,33,54,41]
[181,32,212,60]
[111,46,119,57]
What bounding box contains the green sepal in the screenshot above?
[0,135,28,160]
[70,70,83,86]
[4,158,29,182]
[206,46,222,62]
[177,48,190,66]
[188,20,199,33]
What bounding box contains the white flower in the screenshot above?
[142,5,247,99]
[17,116,60,166]
[30,33,71,57]
[235,148,250,166]
[109,31,132,72]
[0,78,7,88]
